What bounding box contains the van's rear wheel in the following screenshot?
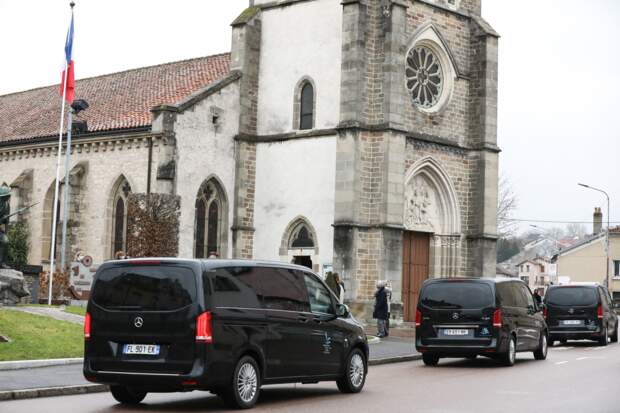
[611,326,619,343]
[533,332,548,360]
[599,328,609,346]
[422,353,439,366]
[337,348,367,393]
[222,356,261,409]
[501,336,516,367]
[110,385,147,405]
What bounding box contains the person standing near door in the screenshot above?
[334,273,345,303]
[373,280,388,338]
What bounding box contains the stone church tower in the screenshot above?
[241,0,499,320]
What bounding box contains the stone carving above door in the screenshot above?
[404,175,439,232]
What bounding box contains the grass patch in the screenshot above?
[0,310,83,361]
[63,306,86,316]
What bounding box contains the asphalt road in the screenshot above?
[2,341,618,413]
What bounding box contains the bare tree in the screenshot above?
[497,174,518,237]
[565,223,587,239]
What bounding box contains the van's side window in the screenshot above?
[511,282,528,308]
[208,267,264,309]
[261,268,310,312]
[519,284,535,308]
[497,283,517,307]
[302,272,335,315]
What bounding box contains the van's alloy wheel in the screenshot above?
[110,385,147,405]
[534,332,548,360]
[599,328,608,346]
[502,336,516,366]
[337,348,367,393]
[611,325,618,343]
[222,356,261,409]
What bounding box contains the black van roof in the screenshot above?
[99,257,316,272]
[423,277,523,286]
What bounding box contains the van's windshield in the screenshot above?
[92,265,197,311]
[420,282,494,309]
[546,287,598,307]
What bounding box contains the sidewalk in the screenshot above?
[0,336,419,400]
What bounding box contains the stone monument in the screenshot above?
[0,186,30,305]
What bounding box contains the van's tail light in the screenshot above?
[415,309,422,327]
[492,309,502,327]
[543,306,548,319]
[196,311,213,343]
[84,312,91,340]
[597,305,603,319]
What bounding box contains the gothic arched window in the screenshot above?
[290,224,315,249]
[195,179,227,258]
[299,82,314,130]
[111,179,131,257]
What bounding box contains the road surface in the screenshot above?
[2,341,618,413]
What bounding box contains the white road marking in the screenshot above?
[552,347,570,351]
[555,361,569,365]
[576,357,589,360]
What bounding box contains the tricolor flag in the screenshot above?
[60,12,75,103]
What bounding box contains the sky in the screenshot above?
[0,0,618,235]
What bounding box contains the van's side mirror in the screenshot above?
[336,303,350,318]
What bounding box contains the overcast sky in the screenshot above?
[0,0,618,235]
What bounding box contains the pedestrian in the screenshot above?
[533,289,542,306]
[325,271,338,296]
[385,280,392,337]
[334,273,345,303]
[373,280,389,338]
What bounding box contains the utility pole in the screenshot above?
[578,183,610,289]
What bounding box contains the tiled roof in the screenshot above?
[0,53,231,144]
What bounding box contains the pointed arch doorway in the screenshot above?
[401,157,462,322]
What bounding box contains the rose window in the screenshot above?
[406,46,443,109]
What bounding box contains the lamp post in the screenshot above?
[578,183,610,288]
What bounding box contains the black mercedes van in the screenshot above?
[544,284,618,346]
[83,258,368,409]
[415,277,548,366]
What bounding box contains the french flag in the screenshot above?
[60,12,75,103]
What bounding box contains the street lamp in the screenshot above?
[578,183,610,288]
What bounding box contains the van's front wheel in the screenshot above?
[222,356,261,409]
[337,348,367,393]
[110,385,147,405]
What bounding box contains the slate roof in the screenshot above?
[0,53,231,145]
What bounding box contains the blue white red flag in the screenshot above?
[60,13,75,103]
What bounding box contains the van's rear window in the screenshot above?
[547,287,598,307]
[92,266,196,311]
[420,282,494,309]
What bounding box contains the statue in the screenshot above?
[0,185,10,269]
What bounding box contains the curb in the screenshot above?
[0,358,83,371]
[368,354,421,366]
[0,384,108,401]
[0,355,420,401]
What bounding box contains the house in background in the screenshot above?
[554,226,620,302]
[516,256,556,294]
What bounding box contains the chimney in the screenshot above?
[593,207,603,234]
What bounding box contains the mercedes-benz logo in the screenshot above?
[452,313,459,320]
[568,308,574,314]
[134,317,144,328]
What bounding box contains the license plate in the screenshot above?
[562,320,582,325]
[443,329,469,336]
[123,344,160,355]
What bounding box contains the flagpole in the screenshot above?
[48,2,74,306]
[60,107,73,271]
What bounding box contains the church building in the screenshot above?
[0,0,499,320]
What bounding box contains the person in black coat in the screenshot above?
[373,281,388,338]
